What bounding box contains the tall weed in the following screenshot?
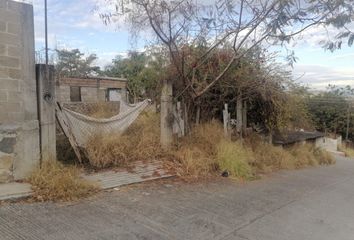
[29,161,97,201]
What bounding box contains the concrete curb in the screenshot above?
[0,182,32,201]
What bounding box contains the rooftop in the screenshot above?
[61,76,127,82]
[273,131,325,145]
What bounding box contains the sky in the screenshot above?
[30,0,354,91]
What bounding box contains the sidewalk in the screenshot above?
[0,160,173,201]
[0,182,32,201]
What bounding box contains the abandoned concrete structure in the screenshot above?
[273,131,341,152]
[57,76,127,103]
[0,0,39,182]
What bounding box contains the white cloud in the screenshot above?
[327,52,354,61]
[33,0,117,50]
[293,64,354,90]
[289,22,354,49]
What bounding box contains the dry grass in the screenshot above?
[247,137,335,174]
[312,146,336,165]
[289,144,335,167]
[251,143,296,173]
[173,121,224,178]
[173,146,217,178]
[288,144,319,168]
[186,120,225,156]
[84,112,335,179]
[86,103,119,118]
[89,109,114,119]
[86,111,167,168]
[339,145,354,158]
[28,161,97,201]
[174,122,254,180]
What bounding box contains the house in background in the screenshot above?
[57,76,128,103]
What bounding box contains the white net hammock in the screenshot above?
[61,99,150,147]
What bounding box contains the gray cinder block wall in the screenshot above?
[0,0,39,182]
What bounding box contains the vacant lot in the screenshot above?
[1,155,354,240]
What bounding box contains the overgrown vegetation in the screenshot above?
[250,142,297,172]
[339,145,354,158]
[216,140,253,180]
[29,161,97,201]
[306,85,354,142]
[86,111,167,168]
[84,113,335,180]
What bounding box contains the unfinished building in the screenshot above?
[57,76,127,103]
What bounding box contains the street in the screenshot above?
[1,155,354,240]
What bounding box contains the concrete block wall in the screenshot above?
[315,136,340,152]
[58,85,70,102]
[81,87,99,102]
[0,0,39,182]
[58,85,107,103]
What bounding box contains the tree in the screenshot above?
[98,0,354,147]
[99,0,353,99]
[307,85,354,141]
[104,50,165,102]
[56,49,101,78]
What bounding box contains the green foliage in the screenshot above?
[306,85,353,140]
[98,0,354,133]
[283,85,313,130]
[56,49,100,77]
[104,50,165,101]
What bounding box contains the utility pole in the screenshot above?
[44,0,48,66]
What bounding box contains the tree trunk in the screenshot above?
[195,105,201,125]
[236,95,243,136]
[242,100,247,133]
[160,80,173,149]
[183,102,190,135]
[223,103,230,138]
